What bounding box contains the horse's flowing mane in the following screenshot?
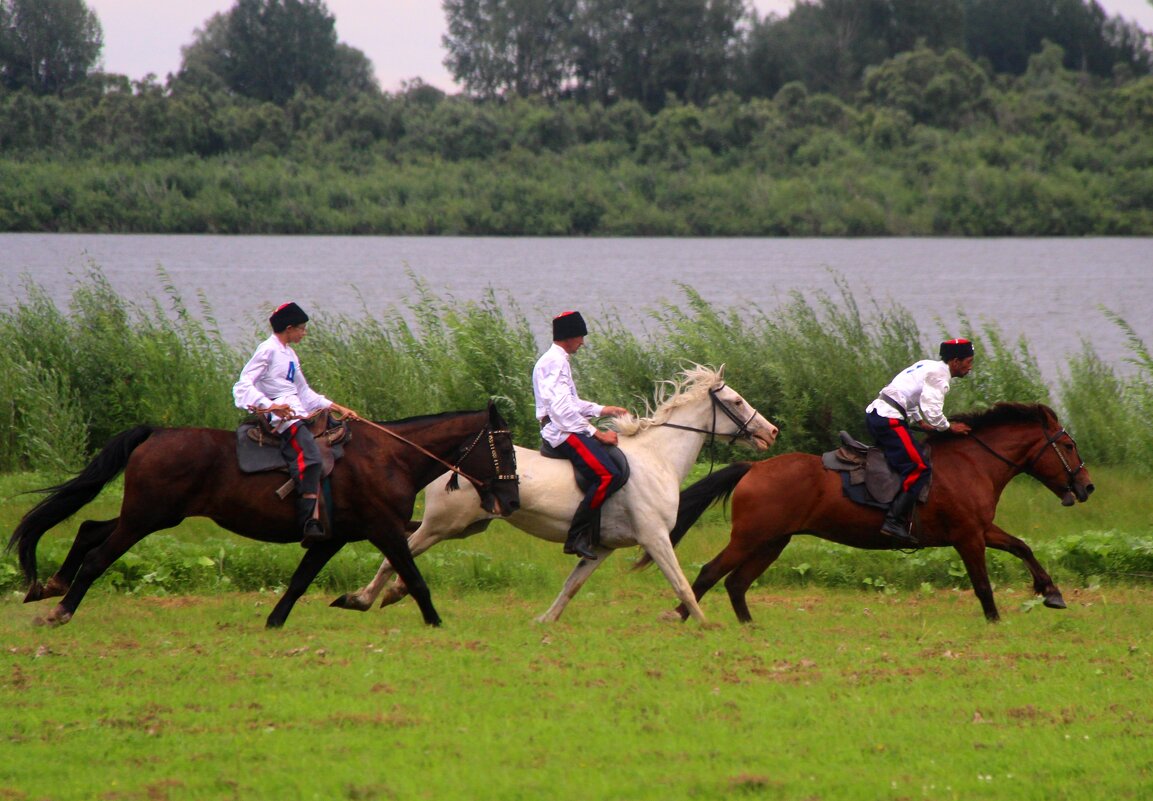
[614,365,725,437]
[932,402,1057,436]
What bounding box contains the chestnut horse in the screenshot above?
[7,403,519,628]
[660,403,1094,623]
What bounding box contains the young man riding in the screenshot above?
[532,310,628,560]
[864,338,975,545]
[233,302,360,548]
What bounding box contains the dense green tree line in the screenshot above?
[1,41,1151,235]
[445,0,1151,108]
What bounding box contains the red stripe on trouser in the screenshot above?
[287,424,308,482]
[889,418,928,492]
[566,434,614,509]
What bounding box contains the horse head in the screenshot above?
[629,365,778,451]
[1028,406,1095,506]
[451,401,520,516]
[952,403,1095,506]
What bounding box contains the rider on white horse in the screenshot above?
[532,311,629,560]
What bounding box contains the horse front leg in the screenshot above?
[954,536,1000,622]
[984,524,1065,609]
[266,539,344,629]
[640,535,711,624]
[366,526,441,627]
[536,546,612,623]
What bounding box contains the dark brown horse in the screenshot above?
[661,403,1094,623]
[7,403,519,628]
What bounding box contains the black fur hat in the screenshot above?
[552,310,588,340]
[269,302,309,332]
[939,338,975,361]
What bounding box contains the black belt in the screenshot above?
[878,393,907,419]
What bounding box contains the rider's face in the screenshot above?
[949,356,974,378]
[285,324,308,344]
[559,336,584,354]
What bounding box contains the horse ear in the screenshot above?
[717,364,726,379]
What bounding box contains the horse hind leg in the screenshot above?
[954,536,1000,622]
[35,520,157,626]
[24,518,118,603]
[536,546,612,623]
[984,524,1065,609]
[723,536,792,624]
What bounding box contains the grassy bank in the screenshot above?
[2,585,1151,801]
[1,268,1151,476]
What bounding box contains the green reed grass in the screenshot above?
[2,584,1151,801]
[0,265,1150,474]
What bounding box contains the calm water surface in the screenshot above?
[1,234,1149,383]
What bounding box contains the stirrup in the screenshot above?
[300,519,328,549]
[879,519,918,546]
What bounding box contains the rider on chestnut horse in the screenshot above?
[864,338,975,545]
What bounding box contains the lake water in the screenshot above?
[1,234,1149,384]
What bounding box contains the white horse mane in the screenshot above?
[614,365,725,437]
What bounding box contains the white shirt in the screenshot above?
[532,343,604,448]
[866,359,953,431]
[233,334,331,432]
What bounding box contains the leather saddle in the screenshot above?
[236,412,351,499]
[821,431,930,510]
[540,440,631,494]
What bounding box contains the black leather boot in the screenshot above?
[880,491,919,546]
[297,496,328,548]
[563,508,600,560]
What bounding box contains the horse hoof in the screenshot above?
[23,582,44,603]
[329,594,370,612]
[1043,594,1067,610]
[33,607,71,627]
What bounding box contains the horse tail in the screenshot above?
[6,425,154,588]
[632,462,754,571]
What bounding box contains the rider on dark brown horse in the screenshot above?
[233,302,360,548]
[864,338,975,545]
[532,310,628,560]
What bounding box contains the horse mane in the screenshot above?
[614,365,725,437]
[373,408,486,427]
[930,402,1057,437]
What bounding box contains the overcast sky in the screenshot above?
[86,0,1153,93]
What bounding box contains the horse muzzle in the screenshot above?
[1060,480,1095,506]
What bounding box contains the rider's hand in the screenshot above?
[949,422,971,435]
[330,403,360,421]
[601,405,629,417]
[594,429,619,446]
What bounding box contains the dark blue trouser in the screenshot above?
[553,432,625,537]
[865,411,931,496]
[279,422,322,496]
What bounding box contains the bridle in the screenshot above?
[968,421,1085,493]
[656,385,761,472]
[446,424,519,493]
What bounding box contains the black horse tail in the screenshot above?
[6,425,154,588]
[632,462,754,571]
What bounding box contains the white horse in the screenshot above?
[330,366,779,623]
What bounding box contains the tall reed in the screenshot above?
[0,266,1146,474]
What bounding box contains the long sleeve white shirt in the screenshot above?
[233,334,331,432]
[532,343,604,448]
[865,359,953,431]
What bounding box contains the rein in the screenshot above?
[354,417,510,492]
[967,423,1085,490]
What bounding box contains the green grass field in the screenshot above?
[3,587,1151,801]
[1,464,1151,800]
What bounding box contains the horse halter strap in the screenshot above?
[968,423,1085,490]
[451,425,518,485]
[655,386,757,445]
